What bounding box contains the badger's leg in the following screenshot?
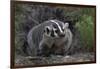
[38,42,50,57]
[51,44,65,56]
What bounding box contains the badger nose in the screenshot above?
[59,33,65,37]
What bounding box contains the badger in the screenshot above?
[27,20,73,56]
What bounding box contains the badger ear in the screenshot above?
[64,23,69,28]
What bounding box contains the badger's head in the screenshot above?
[44,20,69,38]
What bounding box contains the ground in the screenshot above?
[15,52,95,67]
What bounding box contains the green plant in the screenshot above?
[76,14,94,51]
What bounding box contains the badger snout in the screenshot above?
[59,33,65,37]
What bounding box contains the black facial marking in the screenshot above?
[62,28,64,32]
[51,29,55,37]
[46,27,50,34]
[55,29,59,33]
[53,23,59,29]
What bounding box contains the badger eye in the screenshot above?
[62,28,64,31]
[46,28,50,34]
[44,27,50,34]
[55,29,59,33]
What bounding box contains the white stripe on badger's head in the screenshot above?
[50,20,63,33]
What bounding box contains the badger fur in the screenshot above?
[27,20,73,56]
